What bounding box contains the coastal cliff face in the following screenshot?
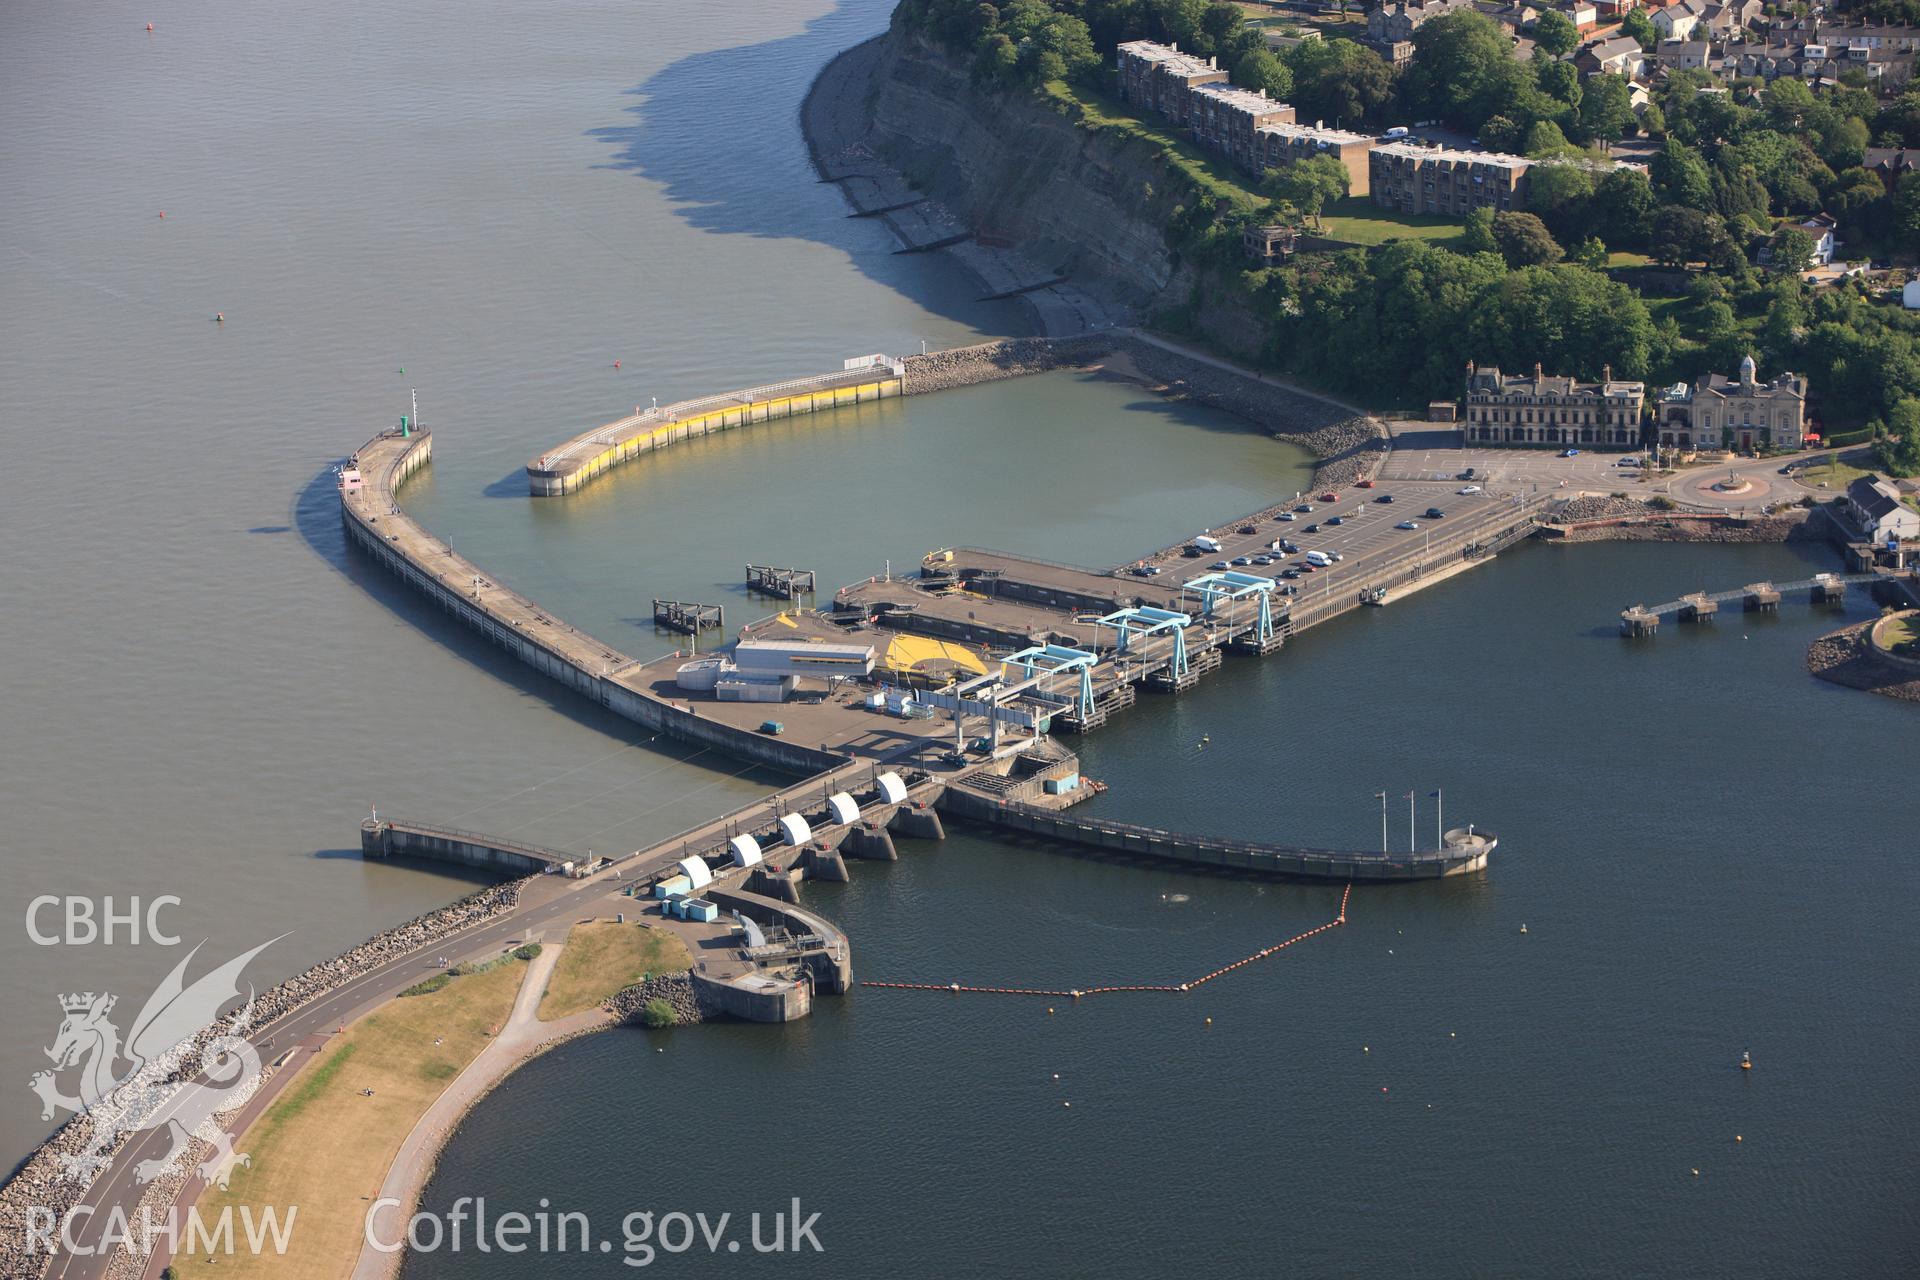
[855,28,1267,358]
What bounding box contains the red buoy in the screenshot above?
[157,211,165,218]
[147,23,154,31]
[613,360,621,369]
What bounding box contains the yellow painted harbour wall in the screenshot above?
[527,375,903,496]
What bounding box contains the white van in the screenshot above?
[1304,550,1333,567]
[1192,535,1222,554]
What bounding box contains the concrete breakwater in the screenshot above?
[0,878,524,1278]
[345,429,851,778]
[526,366,904,497]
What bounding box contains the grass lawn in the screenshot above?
[1873,614,1920,656]
[1605,250,1653,269]
[1800,455,1875,492]
[538,920,692,1020]
[1316,197,1463,248]
[175,958,527,1279]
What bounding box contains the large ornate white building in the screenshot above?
[1655,357,1808,451]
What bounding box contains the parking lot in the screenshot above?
[1131,473,1532,608]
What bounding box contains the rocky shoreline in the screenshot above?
[0,877,528,1280]
[1807,617,1920,703]
[605,971,714,1026]
[1541,498,1816,544]
[899,334,1386,486]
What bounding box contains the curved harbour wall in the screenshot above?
[343,429,847,778]
[527,369,903,497]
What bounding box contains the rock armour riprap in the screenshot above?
[0,877,528,1279]
[605,972,715,1025]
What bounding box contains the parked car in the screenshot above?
[1129,565,1153,576]
[1252,554,1273,566]
[1319,491,1340,503]
[1237,524,1257,535]
[1276,512,1296,522]
[1327,515,1345,526]
[1459,467,1477,480]
[1458,485,1483,494]
[1355,478,1375,488]
[1396,520,1420,530]
[1424,507,1445,519]
[1211,560,1230,570]
[1280,541,1300,554]
[1303,523,1320,534]
[1280,568,1301,579]
[1231,555,1252,567]
[1374,494,1395,503]
[1279,584,1299,596]
[1294,503,1313,513]
[1617,457,1640,467]
[1560,448,1580,457]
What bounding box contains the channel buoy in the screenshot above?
[147,23,154,31]
[157,211,164,218]
[1205,1017,1213,1026]
[1741,1050,1752,1071]
[1519,923,1529,934]
[214,313,224,323]
[614,360,621,369]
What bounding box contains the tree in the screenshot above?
[1589,168,1656,248]
[1463,206,1498,255]
[1580,75,1635,146]
[1233,46,1294,100]
[1571,235,1609,269]
[1492,211,1564,266]
[1525,119,1573,157]
[641,997,679,1029]
[1874,399,1920,476]
[1404,12,1527,129]
[1286,38,1395,128]
[1534,9,1579,57]
[1893,172,1920,251]
[1649,204,1731,268]
[1263,152,1351,227]
[1767,226,1816,277]
[1620,9,1657,51]
[1651,138,1715,211]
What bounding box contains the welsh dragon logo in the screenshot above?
[30,938,281,1189]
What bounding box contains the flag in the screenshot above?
[1374,791,1386,800]
[1428,790,1441,798]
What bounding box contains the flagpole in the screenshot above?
[1407,790,1415,854]
[1436,787,1443,851]
[1377,791,1387,853]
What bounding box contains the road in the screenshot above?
[1381,427,1845,514]
[1137,469,1540,620]
[41,861,662,1280]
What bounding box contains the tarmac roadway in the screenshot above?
[41,864,668,1280]
[1380,428,1840,514]
[1131,472,1537,617]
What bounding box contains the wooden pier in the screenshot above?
[653,598,724,635]
[746,565,816,598]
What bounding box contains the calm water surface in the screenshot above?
[3,1,1916,1275]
